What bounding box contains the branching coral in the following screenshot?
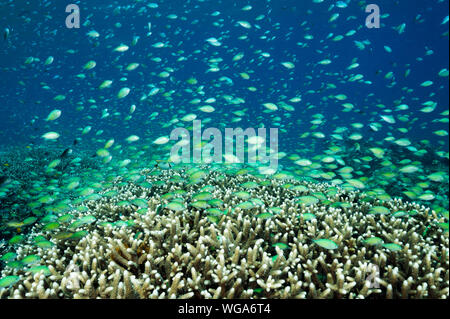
[0,167,448,299]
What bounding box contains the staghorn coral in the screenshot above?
[0,167,448,299]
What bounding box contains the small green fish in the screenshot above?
[207,215,220,224]
[208,199,224,207]
[241,181,259,189]
[236,201,255,210]
[53,232,74,240]
[57,214,74,223]
[272,243,289,250]
[33,235,47,243]
[9,235,24,245]
[206,208,224,216]
[368,206,390,215]
[190,200,210,209]
[0,252,17,262]
[0,275,20,288]
[233,191,251,200]
[22,217,37,225]
[382,243,402,252]
[34,240,55,249]
[165,201,186,212]
[192,191,213,201]
[437,222,449,232]
[21,255,41,265]
[363,237,384,246]
[42,222,60,231]
[256,212,273,219]
[131,198,149,208]
[69,230,89,240]
[27,266,51,276]
[313,239,339,250]
[297,196,319,206]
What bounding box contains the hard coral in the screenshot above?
[0,167,448,299]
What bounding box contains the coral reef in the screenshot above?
[0,167,448,299]
[0,145,101,240]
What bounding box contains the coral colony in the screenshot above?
[0,167,447,298]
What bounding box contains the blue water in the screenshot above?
[0,0,448,147]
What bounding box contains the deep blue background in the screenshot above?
[0,0,448,155]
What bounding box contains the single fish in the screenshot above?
[0,175,10,186]
[60,148,73,158]
[4,27,10,40]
